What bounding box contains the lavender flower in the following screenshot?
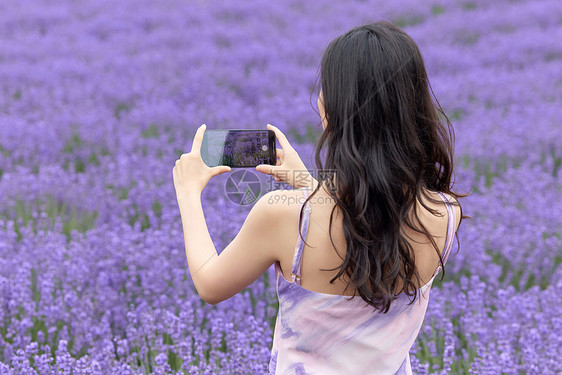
[0,0,560,373]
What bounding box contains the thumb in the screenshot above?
[210,165,231,177]
[256,164,278,176]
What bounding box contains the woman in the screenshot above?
[173,20,465,374]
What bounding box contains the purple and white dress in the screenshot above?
[269,188,457,374]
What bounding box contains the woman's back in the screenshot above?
[274,186,461,297]
[269,187,460,374]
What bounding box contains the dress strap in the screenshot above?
[433,192,456,277]
[291,188,312,285]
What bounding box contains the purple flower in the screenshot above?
[0,0,561,373]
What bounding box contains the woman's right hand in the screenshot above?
[256,124,317,190]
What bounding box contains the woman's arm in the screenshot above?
[173,124,298,305]
[177,189,291,305]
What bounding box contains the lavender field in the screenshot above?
[1,0,561,373]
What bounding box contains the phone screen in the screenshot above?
[201,130,276,168]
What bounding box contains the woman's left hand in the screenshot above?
[173,124,231,200]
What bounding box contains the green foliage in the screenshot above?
[74,157,86,173]
[167,349,183,370]
[463,33,480,45]
[44,197,98,241]
[30,317,48,344]
[0,144,11,157]
[449,108,465,121]
[106,181,137,200]
[288,123,321,144]
[463,157,512,193]
[2,196,98,241]
[63,133,84,154]
[552,153,561,177]
[162,332,174,346]
[30,269,41,304]
[142,124,160,139]
[88,151,101,166]
[393,15,425,28]
[114,102,133,120]
[432,5,445,15]
[128,203,151,231]
[153,200,162,218]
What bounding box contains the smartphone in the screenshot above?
[201,129,276,168]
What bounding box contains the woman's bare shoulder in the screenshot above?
[255,188,310,229]
[255,189,308,262]
[416,189,462,235]
[435,191,462,233]
[260,188,306,210]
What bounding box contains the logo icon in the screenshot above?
[224,170,262,205]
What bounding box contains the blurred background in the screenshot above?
[0,0,560,373]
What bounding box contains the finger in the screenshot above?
[267,124,293,151]
[255,164,279,176]
[190,124,206,154]
[275,148,284,166]
[210,165,231,177]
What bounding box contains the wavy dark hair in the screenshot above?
[299,21,468,313]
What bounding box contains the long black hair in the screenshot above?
[300,21,467,313]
